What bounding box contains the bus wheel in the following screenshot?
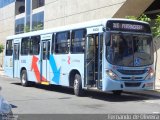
[112,90,122,95]
[74,74,84,96]
[21,70,29,87]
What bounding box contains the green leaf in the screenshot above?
[0,44,4,53]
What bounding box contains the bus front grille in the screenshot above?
[124,82,141,87]
[117,69,147,75]
[121,77,143,80]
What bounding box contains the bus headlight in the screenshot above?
[106,69,119,80]
[145,68,155,80]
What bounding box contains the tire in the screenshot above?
[74,74,84,96]
[112,90,122,95]
[21,70,29,87]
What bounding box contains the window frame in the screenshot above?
[55,31,70,54]
[30,35,40,55]
[5,40,13,56]
[70,29,86,54]
[21,37,30,55]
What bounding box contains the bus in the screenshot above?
[4,18,155,96]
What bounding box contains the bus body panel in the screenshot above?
[4,18,155,94]
[4,56,13,78]
[102,59,155,91]
[49,54,84,87]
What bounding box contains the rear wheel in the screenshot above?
[74,74,84,96]
[21,70,29,87]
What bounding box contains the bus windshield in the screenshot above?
[106,33,154,67]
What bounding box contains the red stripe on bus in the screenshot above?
[31,56,47,82]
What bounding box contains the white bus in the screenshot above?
[4,18,155,96]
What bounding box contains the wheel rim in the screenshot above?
[74,78,78,90]
[22,74,26,84]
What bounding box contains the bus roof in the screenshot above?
[6,18,150,40]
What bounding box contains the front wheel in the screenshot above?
[74,74,84,96]
[21,70,29,87]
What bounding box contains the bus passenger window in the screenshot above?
[55,31,70,54]
[71,29,86,54]
[43,42,47,60]
[30,36,40,55]
[14,44,19,60]
[21,37,30,55]
[42,41,50,60]
[6,40,13,56]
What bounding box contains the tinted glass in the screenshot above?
[71,29,86,53]
[106,33,153,67]
[32,0,44,9]
[14,44,19,60]
[32,12,44,31]
[30,36,40,55]
[6,40,13,56]
[0,0,15,8]
[15,18,24,34]
[21,37,30,55]
[55,32,70,54]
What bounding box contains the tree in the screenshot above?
[152,15,160,37]
[126,14,151,23]
[0,44,4,53]
[126,14,160,38]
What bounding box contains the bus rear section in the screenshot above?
[4,39,14,78]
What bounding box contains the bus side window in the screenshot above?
[55,31,70,54]
[30,36,40,55]
[6,40,13,56]
[21,37,30,55]
[42,41,50,60]
[71,29,86,54]
[47,41,50,59]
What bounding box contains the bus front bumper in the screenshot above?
[102,78,154,92]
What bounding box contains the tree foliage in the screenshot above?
[152,15,160,37]
[24,25,30,33]
[0,44,4,53]
[126,14,151,22]
[126,14,160,38]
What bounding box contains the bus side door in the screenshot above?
[85,26,103,89]
[40,34,52,83]
[13,39,20,78]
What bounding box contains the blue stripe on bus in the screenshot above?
[49,55,61,84]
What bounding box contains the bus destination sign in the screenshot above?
[106,20,151,33]
[113,23,143,31]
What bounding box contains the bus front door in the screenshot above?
[41,40,50,84]
[13,43,20,78]
[85,34,103,89]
